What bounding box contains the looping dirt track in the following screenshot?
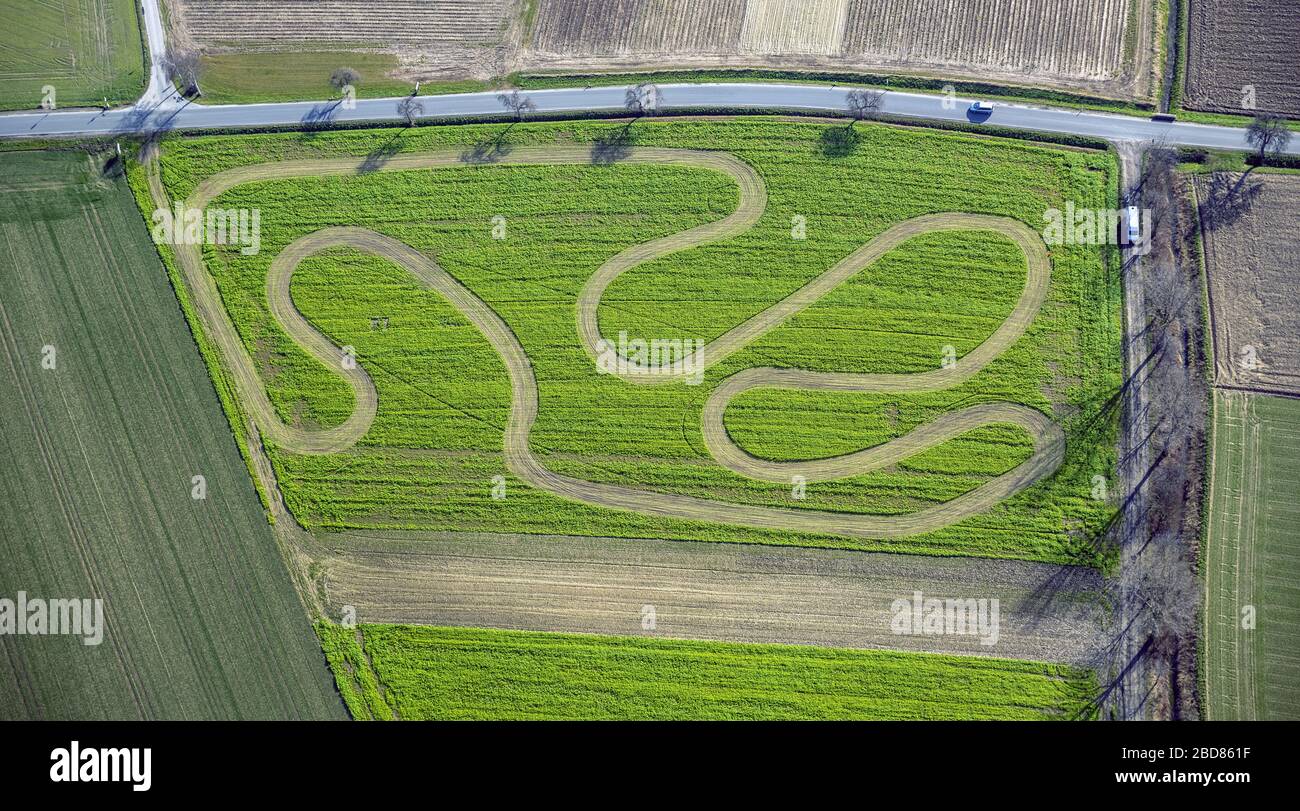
[151,145,1063,539]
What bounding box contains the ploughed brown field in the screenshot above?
[168,0,519,77]
[1197,173,1300,395]
[167,0,1158,101]
[1183,0,1300,118]
[527,0,1156,101]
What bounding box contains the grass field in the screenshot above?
[170,0,515,100]
[143,117,1122,565]
[318,622,1097,720]
[194,51,493,105]
[0,150,344,720]
[1204,390,1300,720]
[0,0,144,111]
[196,51,414,105]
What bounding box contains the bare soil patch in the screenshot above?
[526,0,1158,102]
[1197,173,1300,395]
[168,0,521,79]
[316,530,1107,665]
[1184,0,1300,117]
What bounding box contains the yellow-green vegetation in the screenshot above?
[0,151,343,719]
[318,622,1097,720]
[148,117,1122,564]
[0,0,144,110]
[1204,390,1300,719]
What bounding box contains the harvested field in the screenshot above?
[531,0,746,56]
[738,0,849,56]
[0,0,144,110]
[175,0,511,45]
[842,0,1130,83]
[1197,173,1300,396]
[1204,391,1300,720]
[319,623,1097,720]
[317,530,1106,665]
[0,151,344,720]
[165,0,1159,101]
[526,0,1156,101]
[1184,0,1300,118]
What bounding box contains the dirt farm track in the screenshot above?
[148,145,1061,541]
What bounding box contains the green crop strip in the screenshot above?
[317,623,1097,721]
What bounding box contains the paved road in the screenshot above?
[0,0,1293,154]
[319,530,1106,666]
[3,0,1288,152]
[6,81,1298,154]
[138,0,172,107]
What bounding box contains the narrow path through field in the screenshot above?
[150,145,1062,539]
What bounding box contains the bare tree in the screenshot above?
[1127,136,1179,203]
[624,83,660,118]
[1245,113,1292,164]
[396,96,424,127]
[497,89,536,122]
[845,89,884,127]
[163,50,202,97]
[330,67,360,92]
[1131,538,1198,656]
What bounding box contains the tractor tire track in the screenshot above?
[150,146,1061,539]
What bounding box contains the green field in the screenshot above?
[0,151,344,719]
[194,51,491,105]
[145,117,1122,564]
[1204,390,1300,720]
[319,623,1096,720]
[0,0,144,111]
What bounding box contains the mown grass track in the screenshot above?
[139,118,1121,563]
[150,145,1060,539]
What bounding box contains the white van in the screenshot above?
[1125,206,1142,243]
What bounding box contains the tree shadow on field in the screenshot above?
[819,125,861,159]
[460,123,516,164]
[98,153,125,179]
[358,129,406,174]
[1197,171,1264,231]
[591,124,635,165]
